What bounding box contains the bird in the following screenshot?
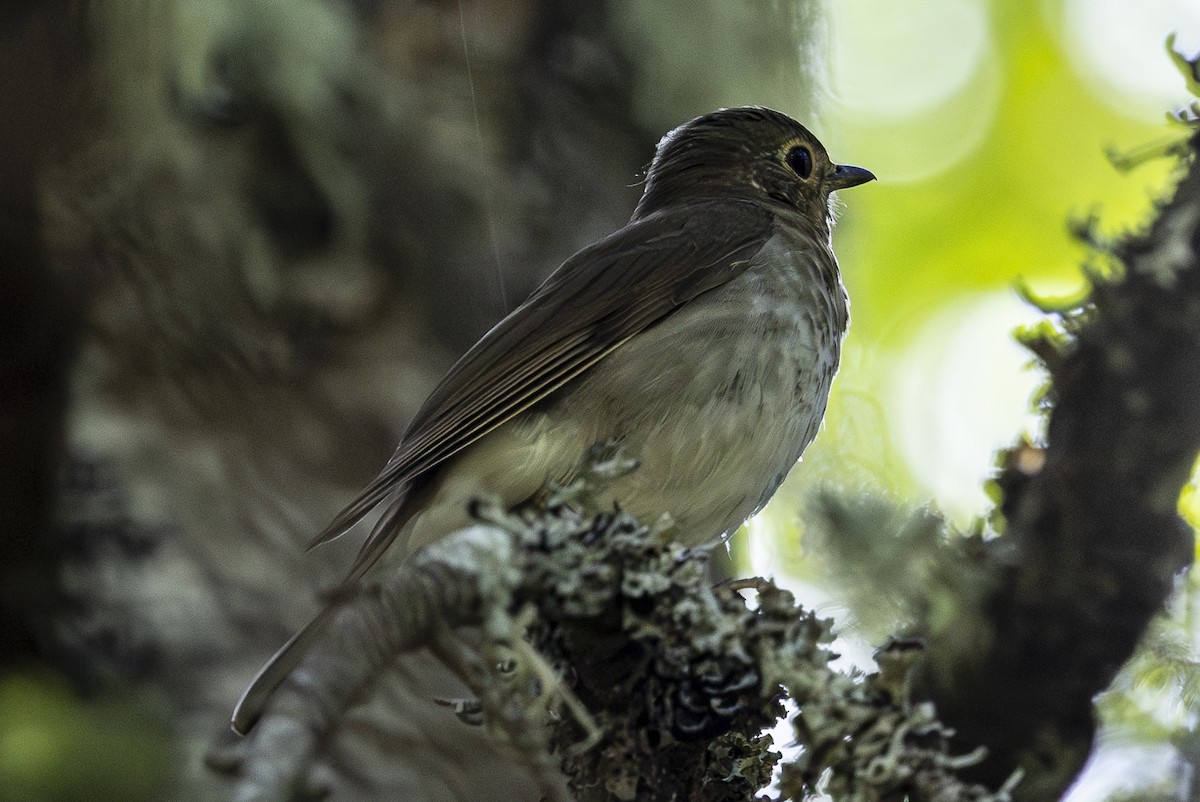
[232,106,873,734]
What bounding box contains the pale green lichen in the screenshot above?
[457,448,1009,801]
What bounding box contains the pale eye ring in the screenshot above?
[785,146,812,179]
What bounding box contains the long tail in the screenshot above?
[234,481,426,734]
[230,602,339,735]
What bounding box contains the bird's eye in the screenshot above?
[785,146,812,179]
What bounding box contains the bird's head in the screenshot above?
[634,107,874,228]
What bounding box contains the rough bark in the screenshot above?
[913,128,1200,799]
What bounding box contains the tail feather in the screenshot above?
[230,603,339,735]
[237,475,425,734]
[343,494,411,584]
[304,489,382,550]
[304,478,412,551]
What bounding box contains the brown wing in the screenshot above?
[313,198,776,573]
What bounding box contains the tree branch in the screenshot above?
[846,127,1200,800]
[224,454,1016,802]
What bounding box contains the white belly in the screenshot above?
[566,243,844,539]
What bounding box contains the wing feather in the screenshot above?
[311,199,776,554]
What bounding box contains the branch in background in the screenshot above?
[816,95,1200,802]
[922,131,1200,800]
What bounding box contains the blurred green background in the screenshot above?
[761,0,1196,541]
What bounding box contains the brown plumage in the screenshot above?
[232,106,873,734]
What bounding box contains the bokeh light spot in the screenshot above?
[1061,0,1200,120]
[831,0,992,118]
[829,0,1001,181]
[889,291,1046,524]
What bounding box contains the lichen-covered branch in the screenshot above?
[917,128,1200,799]
[225,526,523,802]
[227,451,1013,802]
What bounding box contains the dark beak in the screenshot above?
[827,163,876,190]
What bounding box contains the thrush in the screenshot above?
[232,106,873,733]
